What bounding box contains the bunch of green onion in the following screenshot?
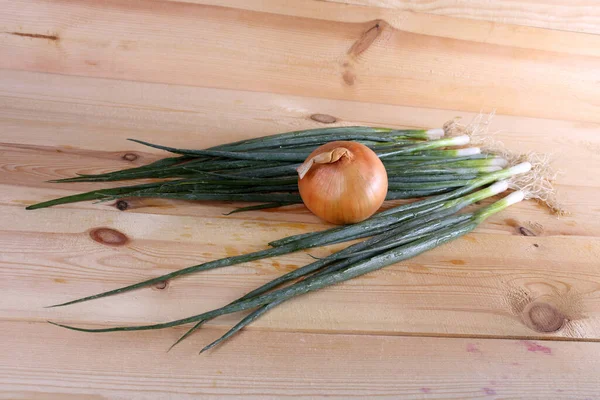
[27,126,508,212]
[47,128,531,351]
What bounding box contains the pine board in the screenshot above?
[1,0,600,398]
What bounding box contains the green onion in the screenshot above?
[28,127,474,210]
[37,122,549,352]
[48,190,525,344]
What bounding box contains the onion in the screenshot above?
[296,141,388,224]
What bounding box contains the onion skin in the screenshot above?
[297,141,388,225]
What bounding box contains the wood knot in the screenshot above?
[153,280,169,290]
[122,152,138,161]
[522,302,566,333]
[310,114,338,124]
[115,200,129,211]
[342,70,356,86]
[89,228,129,247]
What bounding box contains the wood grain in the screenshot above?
[184,0,600,58]
[1,69,599,340]
[174,0,600,39]
[2,0,600,397]
[2,0,600,122]
[2,202,600,338]
[1,70,599,229]
[327,0,600,35]
[2,320,600,399]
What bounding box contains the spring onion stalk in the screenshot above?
[383,157,507,169]
[103,192,303,203]
[126,134,463,163]
[382,154,489,163]
[386,188,456,199]
[48,191,524,342]
[379,147,481,158]
[54,159,293,183]
[217,126,438,146]
[129,131,427,157]
[222,202,297,215]
[375,135,470,158]
[206,133,399,152]
[388,180,472,190]
[208,126,398,148]
[27,191,302,211]
[226,164,301,178]
[387,174,480,183]
[198,298,287,353]
[383,166,502,175]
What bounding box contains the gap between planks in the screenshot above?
[8,317,600,344]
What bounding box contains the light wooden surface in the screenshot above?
[3,0,600,123]
[1,0,600,398]
[330,0,600,35]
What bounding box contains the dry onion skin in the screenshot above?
[297,141,388,224]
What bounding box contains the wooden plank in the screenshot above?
[2,1,600,396]
[1,70,599,188]
[3,142,600,235]
[1,70,599,159]
[1,70,598,227]
[2,321,600,399]
[173,0,600,49]
[1,1,600,122]
[327,0,600,35]
[2,70,598,340]
[2,204,600,338]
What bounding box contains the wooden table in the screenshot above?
[2,1,600,398]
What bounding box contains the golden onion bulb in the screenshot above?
[297,141,388,225]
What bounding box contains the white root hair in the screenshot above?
[443,111,496,145]
[443,112,566,215]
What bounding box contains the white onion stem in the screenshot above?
[455,147,481,156]
[425,128,445,139]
